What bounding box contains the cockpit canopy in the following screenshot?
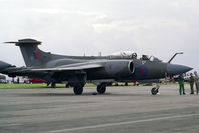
[109,51,162,62]
[109,51,137,59]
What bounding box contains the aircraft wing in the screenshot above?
[28,63,103,72]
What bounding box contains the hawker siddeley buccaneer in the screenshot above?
[0,39,192,95]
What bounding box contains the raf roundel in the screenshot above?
[138,65,148,76]
[33,52,40,59]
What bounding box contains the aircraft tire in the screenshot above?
[73,87,83,95]
[151,87,158,95]
[97,84,106,94]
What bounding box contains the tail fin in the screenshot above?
[5,39,52,67]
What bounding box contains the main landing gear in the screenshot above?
[49,82,107,95]
[97,83,106,94]
[73,86,83,95]
[73,83,107,95]
[151,85,160,95]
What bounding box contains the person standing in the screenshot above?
[17,77,20,84]
[178,74,185,95]
[189,73,194,94]
[194,71,199,95]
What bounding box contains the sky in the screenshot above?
[0,0,198,72]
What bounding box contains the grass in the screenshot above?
[0,83,50,89]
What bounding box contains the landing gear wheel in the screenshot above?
[97,84,106,94]
[73,87,83,95]
[151,87,158,95]
[151,85,160,95]
[51,82,56,88]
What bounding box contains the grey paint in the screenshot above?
[0,38,193,95]
[0,61,11,71]
[167,64,192,75]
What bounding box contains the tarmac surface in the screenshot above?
[0,84,199,133]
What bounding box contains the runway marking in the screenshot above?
[47,113,199,133]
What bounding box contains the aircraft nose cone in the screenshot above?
[167,64,193,75]
[0,60,11,71]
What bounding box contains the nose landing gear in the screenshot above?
[151,85,160,95]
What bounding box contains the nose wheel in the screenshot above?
[151,85,160,95]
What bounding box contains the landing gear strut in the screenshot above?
[65,83,70,88]
[151,85,160,95]
[69,74,86,95]
[51,82,56,88]
[97,83,106,94]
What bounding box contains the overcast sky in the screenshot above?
[0,0,198,71]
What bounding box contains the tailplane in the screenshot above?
[5,39,52,67]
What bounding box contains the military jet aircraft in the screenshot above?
[0,39,192,95]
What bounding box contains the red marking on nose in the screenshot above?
[140,68,146,74]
